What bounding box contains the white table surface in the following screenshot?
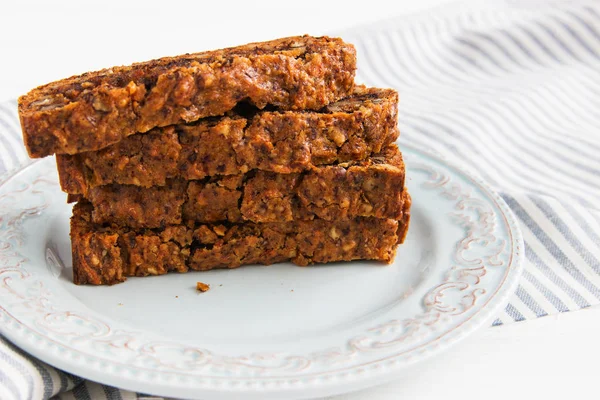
[2,1,598,399]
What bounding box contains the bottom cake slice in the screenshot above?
[71,194,411,285]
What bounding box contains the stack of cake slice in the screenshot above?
[18,35,411,285]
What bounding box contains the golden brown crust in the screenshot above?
[20,36,356,157]
[70,201,408,285]
[397,191,411,244]
[81,146,406,228]
[56,86,398,194]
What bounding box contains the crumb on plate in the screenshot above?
[196,282,210,292]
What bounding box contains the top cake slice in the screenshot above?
[18,35,356,158]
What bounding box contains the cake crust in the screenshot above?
[20,36,356,157]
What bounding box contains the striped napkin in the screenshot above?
[1,0,600,398]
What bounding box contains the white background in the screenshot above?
[1,1,599,399]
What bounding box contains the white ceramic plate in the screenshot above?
[0,143,523,399]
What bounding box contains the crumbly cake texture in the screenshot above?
[56,86,398,194]
[73,145,405,228]
[196,282,210,292]
[70,198,411,285]
[19,36,356,158]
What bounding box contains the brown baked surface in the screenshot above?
[71,198,411,285]
[76,145,405,228]
[20,36,356,158]
[56,86,398,194]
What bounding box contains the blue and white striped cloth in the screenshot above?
[1,0,600,398]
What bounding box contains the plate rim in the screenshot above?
[0,142,524,399]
